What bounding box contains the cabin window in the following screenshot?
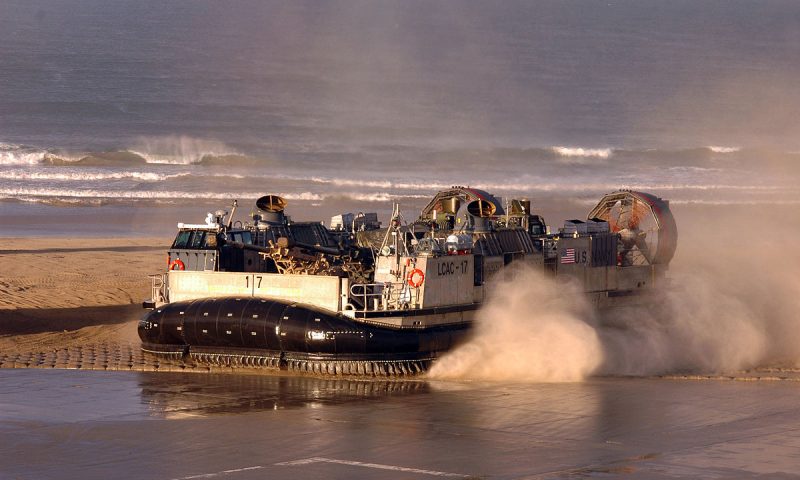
[231,231,252,244]
[172,230,192,249]
[189,231,206,249]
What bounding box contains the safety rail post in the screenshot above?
[148,273,167,306]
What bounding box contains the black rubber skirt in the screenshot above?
[139,297,472,374]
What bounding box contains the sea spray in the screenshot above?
[131,135,238,165]
[0,144,51,165]
[428,267,604,382]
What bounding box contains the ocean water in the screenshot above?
[1,0,799,227]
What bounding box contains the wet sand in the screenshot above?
[2,229,800,478]
[2,370,800,479]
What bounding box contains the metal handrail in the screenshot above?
[349,282,419,312]
[148,273,167,306]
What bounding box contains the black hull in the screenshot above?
[138,297,472,376]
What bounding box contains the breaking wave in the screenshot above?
[0,143,58,165]
[552,146,613,161]
[3,139,800,172]
[0,186,429,205]
[0,187,264,201]
[6,165,793,195]
[286,175,800,195]
[0,169,188,182]
[127,151,255,166]
[46,150,255,167]
[129,135,241,165]
[3,138,798,208]
[707,145,741,154]
[0,138,255,167]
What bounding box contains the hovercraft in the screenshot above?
[139,188,677,376]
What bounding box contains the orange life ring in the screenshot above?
[407,268,425,288]
[169,258,186,271]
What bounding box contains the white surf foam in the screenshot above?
[552,146,613,161]
[0,144,49,165]
[0,187,428,204]
[0,170,186,182]
[130,135,238,164]
[707,145,741,154]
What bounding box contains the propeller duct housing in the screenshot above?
[588,191,678,265]
[464,199,496,232]
[256,195,288,223]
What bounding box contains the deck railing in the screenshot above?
[347,282,420,312]
[148,273,167,307]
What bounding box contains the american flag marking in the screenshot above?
[560,248,576,264]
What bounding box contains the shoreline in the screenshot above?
[0,236,167,370]
[1,203,798,379]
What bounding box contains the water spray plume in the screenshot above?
[428,267,603,383]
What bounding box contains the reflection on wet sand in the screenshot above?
[3,369,800,479]
[138,373,430,417]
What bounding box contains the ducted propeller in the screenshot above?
[256,195,287,212]
[466,199,496,218]
[588,191,677,265]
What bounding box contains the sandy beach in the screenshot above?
[0,236,190,370]
[2,203,799,382]
[2,232,800,480]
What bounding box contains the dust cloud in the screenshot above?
[428,267,603,382]
[429,203,800,382]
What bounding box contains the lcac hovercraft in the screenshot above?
[139,188,677,376]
